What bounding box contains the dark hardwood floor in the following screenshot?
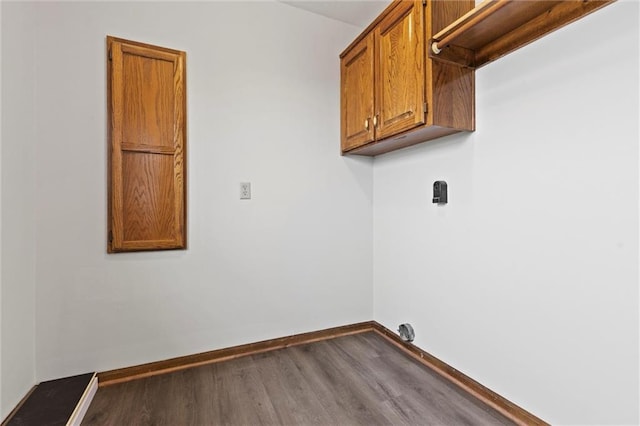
[83,332,514,425]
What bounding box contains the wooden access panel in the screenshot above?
[107,36,186,252]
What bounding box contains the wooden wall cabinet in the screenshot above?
[340,0,475,156]
[107,36,187,252]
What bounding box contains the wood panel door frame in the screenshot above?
[107,36,187,252]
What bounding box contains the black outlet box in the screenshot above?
[433,181,447,204]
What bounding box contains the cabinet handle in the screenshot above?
[364,118,370,131]
[373,114,379,128]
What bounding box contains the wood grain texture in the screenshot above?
[429,0,476,131]
[375,0,425,140]
[370,323,548,426]
[84,332,515,426]
[107,36,186,252]
[122,152,176,242]
[97,322,375,386]
[122,52,174,148]
[347,125,460,156]
[340,0,475,156]
[430,0,616,69]
[94,321,545,425]
[341,33,375,152]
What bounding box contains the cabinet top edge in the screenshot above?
[106,35,186,56]
[339,0,406,58]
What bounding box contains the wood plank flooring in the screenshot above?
[83,332,514,425]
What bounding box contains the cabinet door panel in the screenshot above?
[376,0,425,140]
[122,52,175,148]
[122,152,176,243]
[341,33,375,152]
[108,37,186,252]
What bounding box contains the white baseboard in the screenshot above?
[66,374,98,426]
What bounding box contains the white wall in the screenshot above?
[373,2,639,424]
[0,2,37,419]
[2,1,637,423]
[32,2,372,381]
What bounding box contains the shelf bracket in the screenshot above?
[429,41,475,68]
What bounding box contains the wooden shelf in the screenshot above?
[429,0,615,69]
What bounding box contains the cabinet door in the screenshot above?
[341,33,375,152]
[375,0,425,140]
[108,37,187,252]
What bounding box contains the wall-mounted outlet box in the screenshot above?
[432,181,447,204]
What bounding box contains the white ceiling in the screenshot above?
[280,1,389,28]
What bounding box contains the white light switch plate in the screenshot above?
[240,182,251,200]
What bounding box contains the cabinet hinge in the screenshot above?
[423,101,428,115]
[108,50,112,61]
[108,230,113,243]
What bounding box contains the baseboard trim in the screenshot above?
[98,321,375,386]
[370,322,547,426]
[97,320,546,425]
